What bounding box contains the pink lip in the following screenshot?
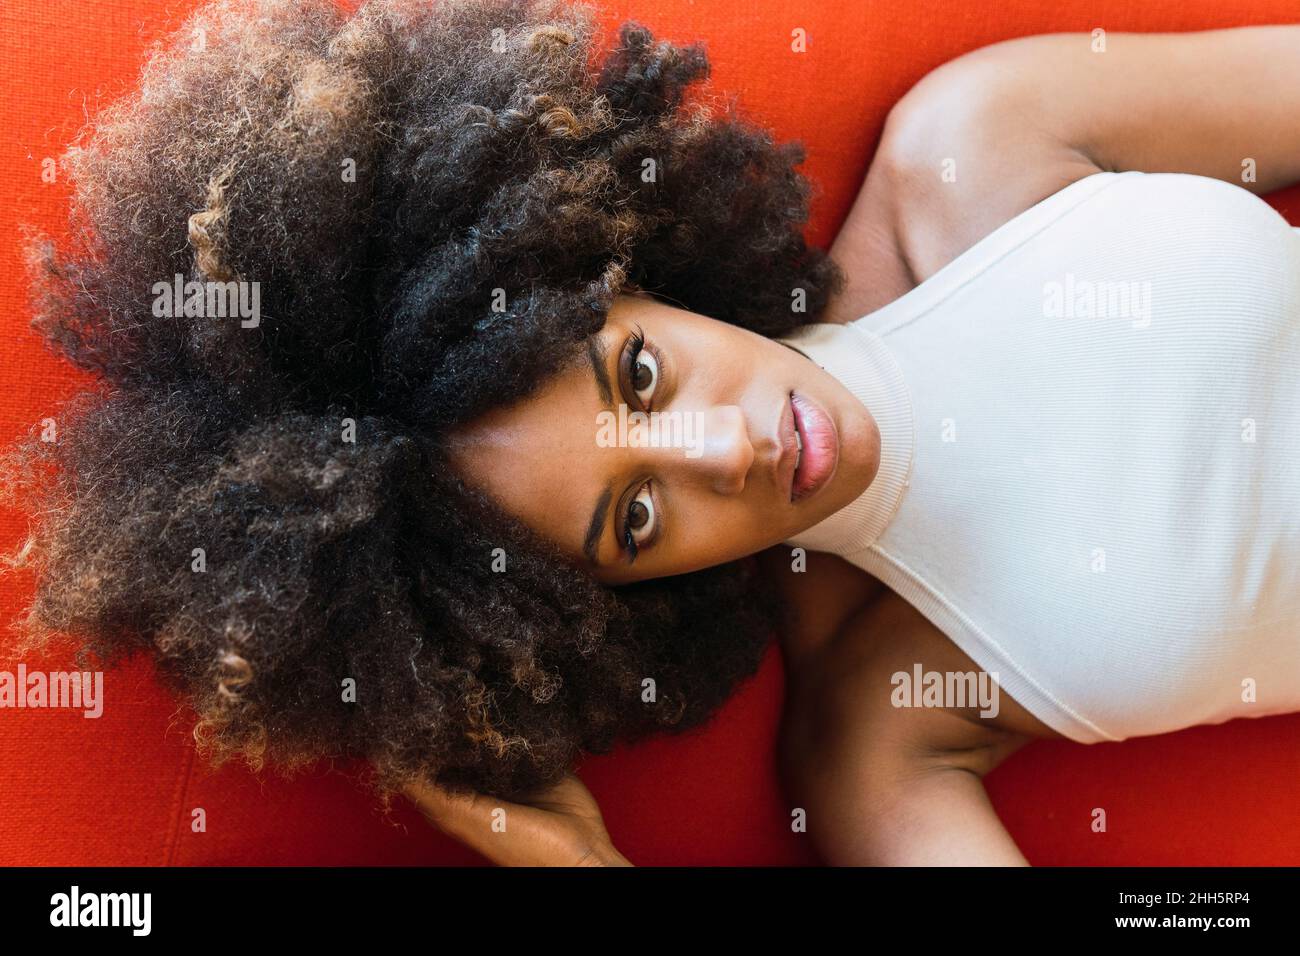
[789,391,838,501]
[777,398,798,498]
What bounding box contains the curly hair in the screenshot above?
[2,0,844,801]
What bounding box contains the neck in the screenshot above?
[755,545,885,674]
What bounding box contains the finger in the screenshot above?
[402,778,505,839]
[404,779,572,866]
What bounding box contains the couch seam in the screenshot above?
[162,737,197,866]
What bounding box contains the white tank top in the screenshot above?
[778,170,1300,743]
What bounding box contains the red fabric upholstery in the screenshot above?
[2,0,1299,866]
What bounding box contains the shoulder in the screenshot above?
[792,589,1025,748]
[867,46,1105,285]
[755,545,884,665]
[777,585,1055,792]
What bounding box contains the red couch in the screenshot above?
[3,0,1299,866]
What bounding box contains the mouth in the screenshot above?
[782,390,839,502]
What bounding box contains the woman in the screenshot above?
[6,0,1297,865]
[412,19,1300,865]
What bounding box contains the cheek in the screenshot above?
[705,328,773,381]
[664,496,781,569]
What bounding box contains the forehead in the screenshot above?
[445,290,673,491]
[451,349,599,458]
[445,325,608,564]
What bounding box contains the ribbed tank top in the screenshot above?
[778,170,1300,743]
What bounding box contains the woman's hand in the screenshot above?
[403,771,633,867]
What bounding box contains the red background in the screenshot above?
[2,0,1299,866]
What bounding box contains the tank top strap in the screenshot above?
[859,170,1133,338]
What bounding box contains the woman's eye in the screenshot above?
[631,348,658,405]
[625,483,656,549]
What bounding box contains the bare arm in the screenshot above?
[780,590,1033,866]
[798,732,1031,866]
[869,25,1300,282]
[888,25,1300,191]
[969,26,1300,193]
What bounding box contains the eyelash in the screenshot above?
[621,480,652,562]
[620,326,657,562]
[622,325,649,409]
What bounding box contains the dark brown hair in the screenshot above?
[3,0,843,801]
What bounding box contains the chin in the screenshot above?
[863,416,883,482]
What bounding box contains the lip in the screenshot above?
[788,391,838,502]
[777,397,799,499]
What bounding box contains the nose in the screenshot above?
[646,403,754,495]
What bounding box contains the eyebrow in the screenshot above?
[587,333,613,406]
[583,485,612,567]
[583,333,615,566]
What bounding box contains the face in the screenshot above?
[446,291,881,584]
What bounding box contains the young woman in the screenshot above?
[7,0,1297,865]
[410,19,1300,865]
